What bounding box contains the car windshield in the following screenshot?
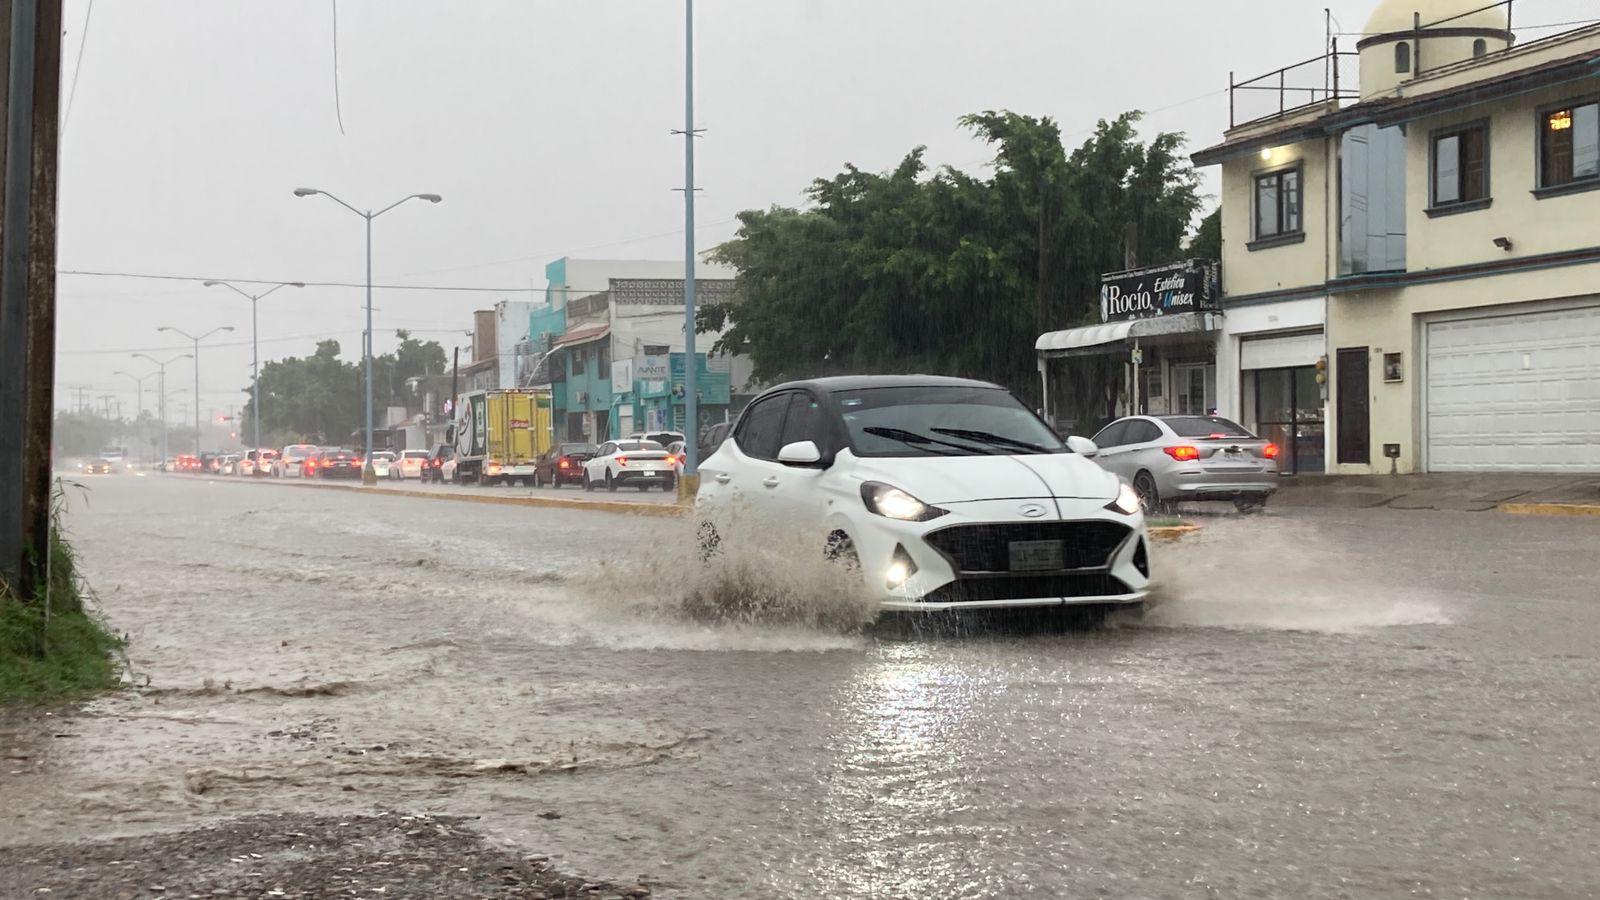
[836,386,1065,457]
[615,442,662,452]
[1163,416,1254,438]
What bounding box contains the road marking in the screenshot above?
[1498,502,1600,518]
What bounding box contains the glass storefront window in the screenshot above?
[1253,366,1324,475]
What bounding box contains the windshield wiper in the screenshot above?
[862,426,985,456]
[930,427,1049,454]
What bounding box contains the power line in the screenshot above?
[57,330,363,356]
[62,0,96,133]
[405,217,741,277]
[331,0,347,135]
[57,268,691,296]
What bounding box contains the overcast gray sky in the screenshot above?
[54,0,1598,418]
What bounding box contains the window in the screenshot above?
[1395,42,1411,74]
[1540,101,1600,192]
[1472,38,1487,58]
[1430,122,1489,211]
[1253,166,1302,244]
[598,343,610,371]
[779,393,833,454]
[734,393,790,460]
[835,385,1065,458]
[1125,421,1163,445]
[1091,420,1129,448]
[571,349,585,375]
[1163,416,1253,438]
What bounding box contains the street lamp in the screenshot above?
[112,369,152,462]
[294,187,441,483]
[155,325,235,456]
[203,280,303,465]
[130,353,191,461]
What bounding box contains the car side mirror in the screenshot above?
[1066,435,1099,458]
[777,440,824,467]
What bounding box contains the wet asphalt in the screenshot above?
[3,473,1599,899]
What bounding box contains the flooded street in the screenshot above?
[5,475,1600,898]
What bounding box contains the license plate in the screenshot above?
[1009,540,1064,572]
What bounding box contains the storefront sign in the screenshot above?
[611,359,634,394]
[637,354,668,381]
[1099,260,1220,323]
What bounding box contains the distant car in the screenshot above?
[368,451,396,479]
[665,441,687,478]
[176,455,202,473]
[583,440,674,492]
[424,444,457,483]
[307,448,362,479]
[160,457,177,472]
[1088,415,1280,513]
[628,431,685,448]
[203,453,222,473]
[388,449,430,480]
[275,444,319,478]
[219,454,240,475]
[534,442,598,488]
[82,458,115,475]
[699,421,733,459]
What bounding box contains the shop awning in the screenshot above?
[1035,312,1222,358]
[1035,321,1135,354]
[550,324,610,350]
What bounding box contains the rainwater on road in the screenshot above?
[4,474,1599,898]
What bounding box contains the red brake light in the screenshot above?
[558,459,570,469]
[1263,443,1281,459]
[1164,445,1201,462]
[665,455,677,466]
[1208,433,1228,440]
[617,456,627,467]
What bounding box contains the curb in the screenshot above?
[1147,524,1201,542]
[212,475,692,519]
[1498,502,1600,518]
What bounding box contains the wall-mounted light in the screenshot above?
[1260,147,1274,161]
[1549,110,1573,132]
[1493,236,1514,252]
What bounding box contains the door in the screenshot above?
[1172,364,1217,415]
[1254,367,1325,475]
[699,391,791,527]
[1336,347,1370,465]
[1426,304,1600,471]
[766,392,836,525]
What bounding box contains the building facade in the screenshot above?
[1190,0,1599,474]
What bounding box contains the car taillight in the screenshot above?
[558,459,570,469]
[432,459,440,467]
[617,456,627,467]
[665,455,677,466]
[1164,446,1201,462]
[1263,443,1281,459]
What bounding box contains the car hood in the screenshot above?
[845,451,1120,504]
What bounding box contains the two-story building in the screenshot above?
[1194,0,1600,474]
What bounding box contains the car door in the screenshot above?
[762,392,837,527]
[1089,420,1133,479]
[590,442,616,481]
[699,391,791,526]
[1119,419,1168,477]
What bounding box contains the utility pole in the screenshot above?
[0,0,64,598]
[678,0,703,490]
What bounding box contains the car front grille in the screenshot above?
[924,520,1132,574]
[920,574,1133,604]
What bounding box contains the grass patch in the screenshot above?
[0,483,123,705]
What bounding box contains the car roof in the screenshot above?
[763,374,1005,395]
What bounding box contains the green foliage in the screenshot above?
[242,331,446,444]
[1190,208,1222,261]
[1,486,121,705]
[701,110,1203,401]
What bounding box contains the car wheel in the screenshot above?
[583,472,594,492]
[1133,471,1163,515]
[605,470,617,492]
[824,531,861,573]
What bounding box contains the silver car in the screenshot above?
[1088,415,1280,512]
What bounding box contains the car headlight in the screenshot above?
[860,482,947,522]
[1106,481,1141,516]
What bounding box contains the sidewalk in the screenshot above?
[1273,472,1600,515]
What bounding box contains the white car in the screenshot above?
[275,444,320,478]
[368,450,397,479]
[695,376,1150,612]
[389,449,430,480]
[582,440,676,492]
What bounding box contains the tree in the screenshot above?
[1190,208,1222,261]
[700,110,1203,402]
[241,331,447,445]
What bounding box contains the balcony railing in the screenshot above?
[1230,43,1360,129]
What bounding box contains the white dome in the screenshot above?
[1364,0,1509,36]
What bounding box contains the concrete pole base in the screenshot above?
[362,466,378,486]
[676,472,701,503]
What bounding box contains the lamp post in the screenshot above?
[131,353,191,461]
[680,0,702,489]
[113,369,152,462]
[155,325,235,456]
[203,281,303,467]
[294,188,441,484]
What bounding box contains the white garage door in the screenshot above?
[1426,303,1600,472]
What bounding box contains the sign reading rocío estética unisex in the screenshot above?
[1099,259,1220,323]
